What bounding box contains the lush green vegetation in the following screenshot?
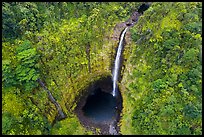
[2,2,202,135]
[120,2,202,135]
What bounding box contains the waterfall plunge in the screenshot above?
[112,27,128,97]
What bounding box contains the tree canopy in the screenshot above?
[2,2,202,135]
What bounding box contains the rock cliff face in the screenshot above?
[126,11,142,26]
[110,9,144,84]
[112,9,143,46]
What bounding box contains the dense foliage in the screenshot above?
[2,2,202,135]
[120,2,202,135]
[2,2,142,135]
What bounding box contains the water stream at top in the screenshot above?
[112,27,128,97]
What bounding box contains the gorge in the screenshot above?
[74,3,150,134]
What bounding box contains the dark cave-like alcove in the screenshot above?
[74,76,123,134]
[82,88,117,122]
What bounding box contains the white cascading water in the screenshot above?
[112,27,128,97]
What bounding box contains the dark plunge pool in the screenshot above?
[74,76,122,134]
[82,88,117,123]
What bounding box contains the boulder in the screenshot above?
[109,124,118,135]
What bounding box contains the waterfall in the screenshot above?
[112,27,128,97]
